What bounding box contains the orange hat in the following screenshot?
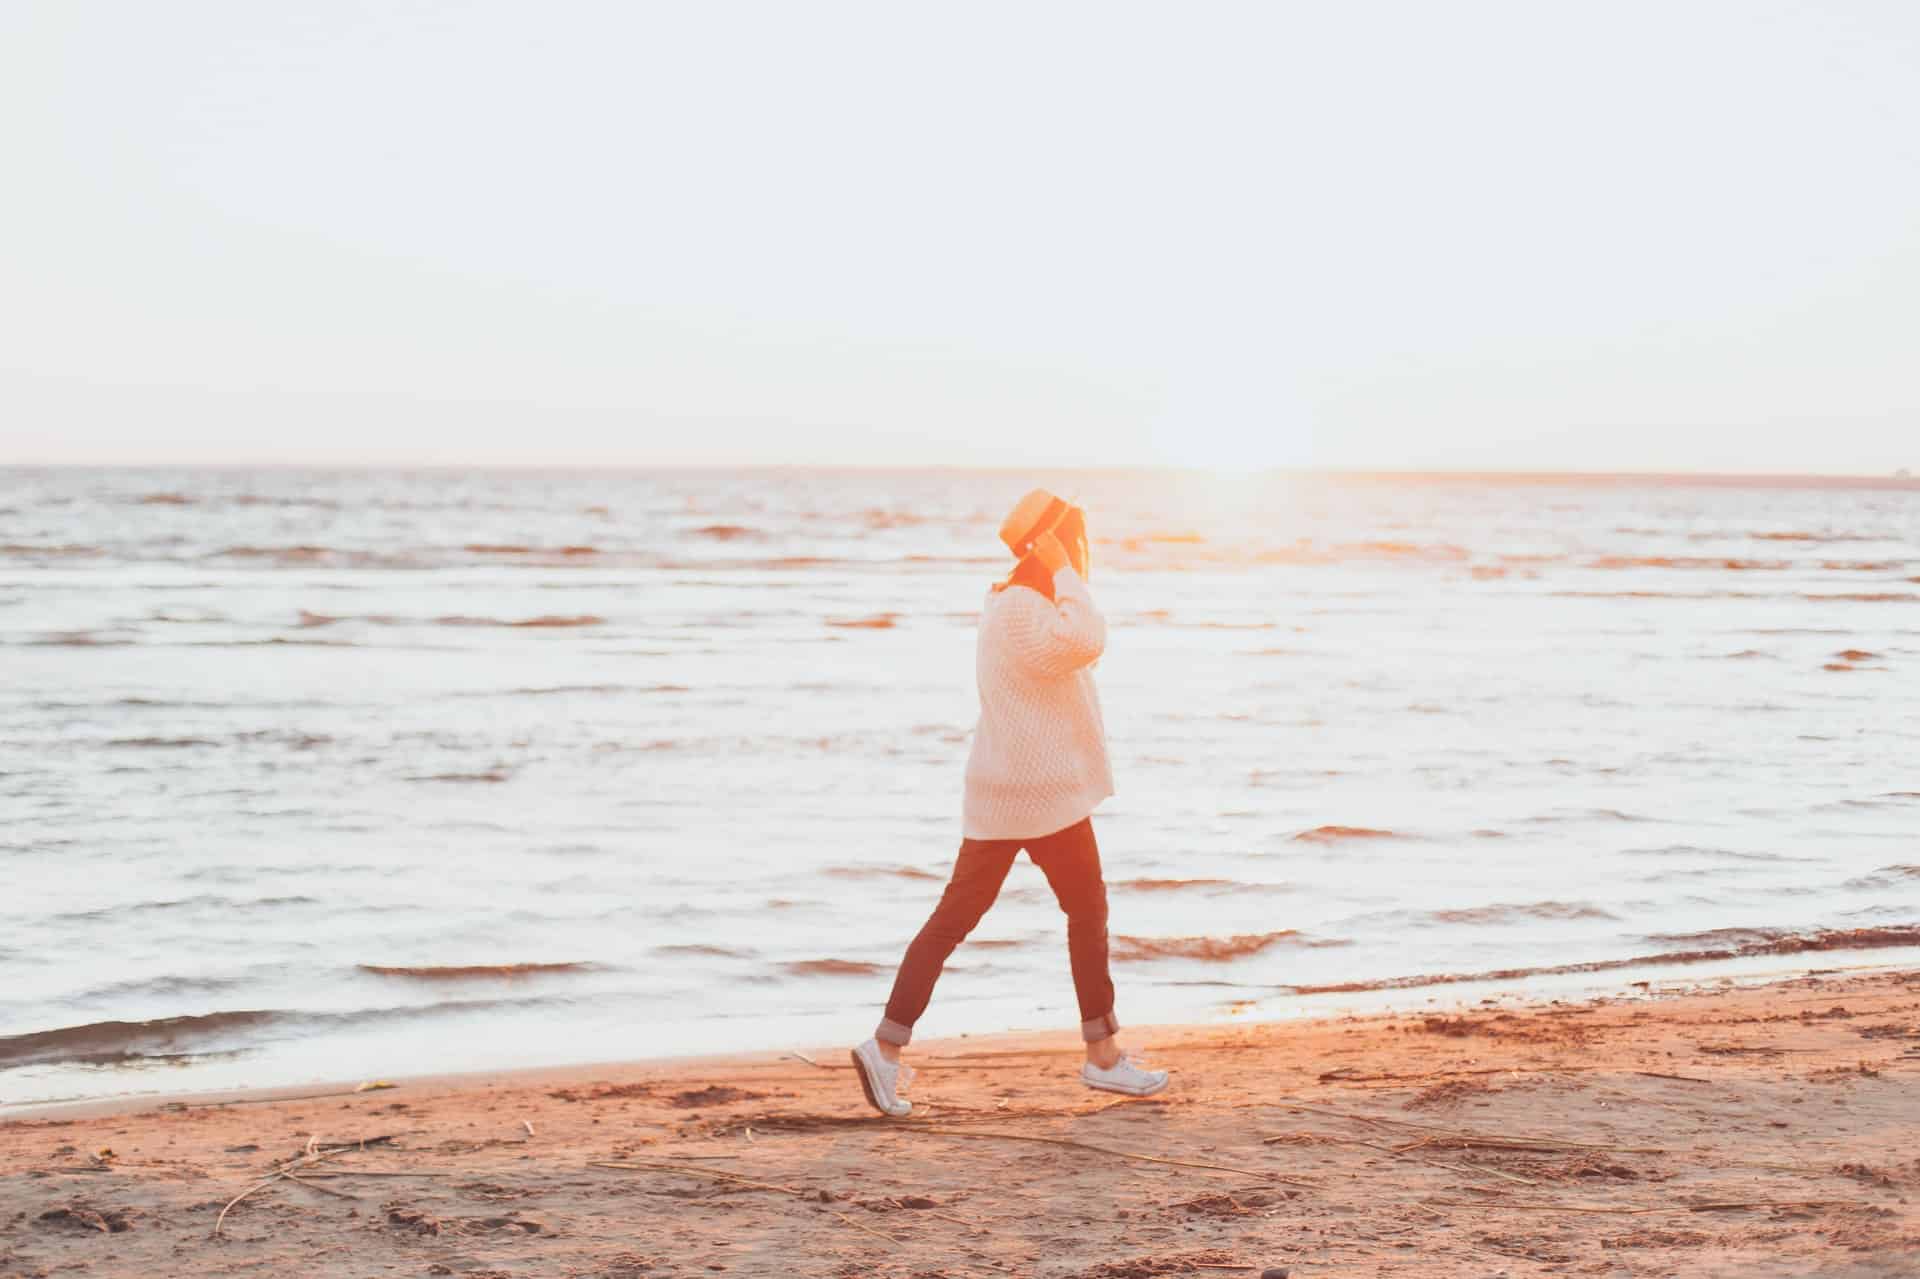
[998,488,1071,560]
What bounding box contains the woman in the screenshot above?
[850,488,1169,1117]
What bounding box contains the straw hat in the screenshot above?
[997,488,1071,560]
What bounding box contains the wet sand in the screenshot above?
[4,969,1918,1278]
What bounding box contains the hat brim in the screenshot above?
[1003,495,1071,559]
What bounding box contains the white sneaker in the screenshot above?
[850,1038,914,1117]
[1082,1053,1169,1097]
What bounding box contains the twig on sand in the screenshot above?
[784,1051,853,1070]
[827,1208,904,1243]
[160,1086,401,1112]
[313,1134,399,1153]
[212,1175,281,1235]
[212,1134,401,1237]
[281,1172,361,1201]
[1320,1065,1596,1086]
[1267,1101,1663,1155]
[590,1160,803,1195]
[214,1152,339,1237]
[1311,1134,1538,1187]
[1425,1197,1854,1216]
[895,1124,1316,1188]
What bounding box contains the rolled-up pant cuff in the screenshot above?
[1081,1011,1120,1043]
[875,1017,914,1047]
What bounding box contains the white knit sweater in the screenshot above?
[961,566,1115,840]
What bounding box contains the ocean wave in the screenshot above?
[232,494,341,510]
[1619,845,1810,862]
[1112,877,1239,892]
[1641,926,1792,947]
[296,609,389,627]
[176,637,366,648]
[1589,556,1789,571]
[1293,825,1402,843]
[1753,530,1877,543]
[861,508,926,529]
[434,614,605,628]
[1427,901,1620,926]
[784,958,884,976]
[653,944,757,960]
[1548,590,1770,601]
[50,894,320,924]
[211,545,354,563]
[357,962,597,980]
[27,631,135,647]
[0,994,584,1070]
[1182,620,1280,631]
[406,769,514,783]
[0,544,106,558]
[296,612,612,632]
[1844,864,1920,890]
[1523,808,1662,824]
[67,973,253,1003]
[1112,930,1348,962]
[1337,540,1470,561]
[1286,925,1920,996]
[821,865,942,882]
[106,736,221,749]
[462,543,599,557]
[0,1010,279,1069]
[1807,593,1920,604]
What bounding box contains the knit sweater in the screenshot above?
[961,565,1115,840]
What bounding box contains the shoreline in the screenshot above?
[5,966,1917,1276]
[9,941,1920,1122]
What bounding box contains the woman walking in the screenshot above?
[850,488,1170,1117]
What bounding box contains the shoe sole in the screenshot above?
[1083,1072,1169,1097]
[850,1048,906,1117]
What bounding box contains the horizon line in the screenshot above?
[4,459,1918,488]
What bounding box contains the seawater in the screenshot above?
[3,466,1918,1107]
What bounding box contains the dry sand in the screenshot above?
[4,968,1918,1278]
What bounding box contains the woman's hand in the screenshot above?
[1053,506,1089,580]
[1054,505,1085,549]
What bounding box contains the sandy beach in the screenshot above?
[5,968,1917,1279]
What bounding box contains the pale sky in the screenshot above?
[3,1,1918,472]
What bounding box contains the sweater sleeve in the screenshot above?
[1005,567,1108,677]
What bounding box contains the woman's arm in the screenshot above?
[1006,561,1107,677]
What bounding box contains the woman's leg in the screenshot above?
[1024,819,1122,1062]
[874,838,1019,1055]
